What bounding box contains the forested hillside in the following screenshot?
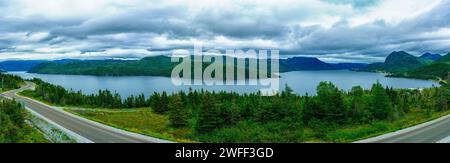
[0,73,24,92]
[29,56,177,76]
[0,60,47,71]
[362,51,429,73]
[420,53,442,61]
[391,53,450,81]
[28,55,366,77]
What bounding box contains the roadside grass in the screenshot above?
[0,104,50,143]
[0,96,49,143]
[0,88,15,93]
[16,126,50,143]
[326,109,450,142]
[64,108,194,143]
[19,90,50,104]
[16,123,50,143]
[194,120,306,143]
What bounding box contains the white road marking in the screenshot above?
[437,136,450,143]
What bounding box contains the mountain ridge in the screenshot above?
[420,52,442,61]
[0,60,47,71]
[362,51,427,73]
[25,55,367,77]
[391,53,450,80]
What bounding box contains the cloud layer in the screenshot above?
[0,0,449,62]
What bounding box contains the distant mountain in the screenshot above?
[29,56,270,78]
[332,63,368,70]
[28,55,367,77]
[392,53,450,80]
[29,56,177,76]
[280,57,335,71]
[420,53,442,61]
[362,51,426,73]
[54,59,82,63]
[0,60,48,71]
[279,57,366,71]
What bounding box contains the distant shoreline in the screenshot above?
[8,69,440,84]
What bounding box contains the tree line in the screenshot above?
[29,78,148,108]
[0,73,24,91]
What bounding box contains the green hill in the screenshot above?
[28,56,275,79]
[363,51,427,73]
[29,56,177,76]
[420,52,442,61]
[395,53,450,80]
[28,55,367,78]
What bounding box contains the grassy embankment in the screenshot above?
[0,98,49,143]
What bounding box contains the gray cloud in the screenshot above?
[321,0,381,8]
[290,0,450,60]
[0,0,449,62]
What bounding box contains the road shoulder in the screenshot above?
[355,114,450,143]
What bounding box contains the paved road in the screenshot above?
[1,82,173,143]
[356,114,450,143]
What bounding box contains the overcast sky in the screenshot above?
[0,0,449,63]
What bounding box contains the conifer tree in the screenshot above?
[370,82,392,120]
[168,95,189,127]
[196,93,222,133]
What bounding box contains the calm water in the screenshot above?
[9,71,438,98]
